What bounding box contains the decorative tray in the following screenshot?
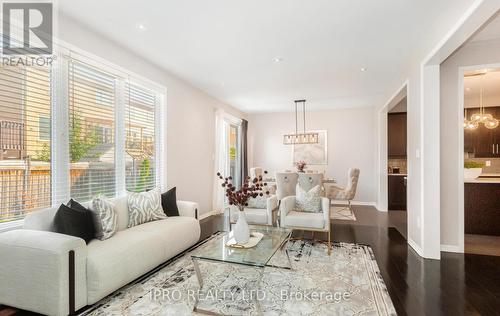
[225,232,264,249]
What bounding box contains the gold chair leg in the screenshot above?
[328,231,331,255]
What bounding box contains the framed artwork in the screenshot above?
[293,130,328,165]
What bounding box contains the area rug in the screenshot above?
[331,206,357,221]
[79,235,395,316]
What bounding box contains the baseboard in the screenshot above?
[330,200,377,207]
[407,237,424,257]
[440,244,462,253]
[199,210,223,220]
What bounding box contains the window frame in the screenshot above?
[0,42,167,229]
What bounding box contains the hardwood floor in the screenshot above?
[3,206,500,315]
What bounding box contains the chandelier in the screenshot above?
[283,100,319,145]
[464,72,499,130]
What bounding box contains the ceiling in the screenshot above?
[59,0,476,113]
[465,69,500,108]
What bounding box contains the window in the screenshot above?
[0,50,165,224]
[0,65,52,222]
[125,83,157,192]
[38,116,51,140]
[69,61,116,201]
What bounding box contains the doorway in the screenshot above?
[462,67,500,256]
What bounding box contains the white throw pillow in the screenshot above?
[247,195,268,209]
[295,184,322,213]
[127,188,167,228]
[91,196,118,240]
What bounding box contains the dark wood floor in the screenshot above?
[3,206,500,316]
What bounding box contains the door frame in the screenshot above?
[377,81,408,213]
[458,62,500,253]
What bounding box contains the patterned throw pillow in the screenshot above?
[91,196,118,240]
[247,195,268,209]
[295,184,322,213]
[128,188,167,228]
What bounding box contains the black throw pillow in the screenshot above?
[53,199,96,244]
[161,187,179,216]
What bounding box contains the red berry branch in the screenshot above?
[217,171,270,211]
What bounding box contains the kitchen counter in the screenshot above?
[465,173,500,183]
[465,181,500,235]
[388,173,407,176]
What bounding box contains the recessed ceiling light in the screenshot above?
[273,57,283,63]
[360,68,367,72]
[136,23,147,31]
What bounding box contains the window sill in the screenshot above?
[0,219,24,233]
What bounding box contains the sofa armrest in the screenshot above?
[322,197,331,230]
[0,229,87,316]
[177,200,199,219]
[279,196,295,227]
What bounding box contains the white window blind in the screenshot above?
[68,60,117,201]
[0,65,52,222]
[125,83,157,192]
[0,48,165,224]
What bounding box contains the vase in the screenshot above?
[233,208,250,244]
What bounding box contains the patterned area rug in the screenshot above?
[331,206,357,221]
[80,235,395,316]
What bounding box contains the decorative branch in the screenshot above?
[217,171,270,211]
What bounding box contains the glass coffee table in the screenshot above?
[190,225,292,315]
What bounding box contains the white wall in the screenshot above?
[248,107,377,203]
[440,38,500,250]
[58,14,246,216]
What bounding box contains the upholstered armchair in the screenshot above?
[327,168,360,210]
[229,195,279,226]
[279,189,331,254]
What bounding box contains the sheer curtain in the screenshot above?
[213,109,228,213]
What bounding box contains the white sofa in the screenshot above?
[0,195,201,316]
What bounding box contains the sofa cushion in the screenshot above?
[283,210,324,229]
[161,187,179,217]
[295,184,322,213]
[91,196,118,240]
[107,195,129,231]
[53,201,95,244]
[85,216,200,304]
[127,189,167,228]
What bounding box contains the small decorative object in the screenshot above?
[217,171,270,244]
[295,160,307,172]
[464,161,484,179]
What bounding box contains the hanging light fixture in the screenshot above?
[466,72,499,129]
[283,100,319,145]
[464,109,478,130]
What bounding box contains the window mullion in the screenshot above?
[51,53,70,205]
[115,78,126,196]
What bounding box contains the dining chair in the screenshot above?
[275,172,299,200]
[249,167,263,180]
[297,173,324,193]
[327,168,360,210]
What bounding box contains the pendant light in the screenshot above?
[464,109,478,130]
[467,72,499,129]
[283,100,319,145]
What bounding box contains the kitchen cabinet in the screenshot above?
[388,113,407,158]
[464,107,500,157]
[465,182,500,235]
[388,175,407,210]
